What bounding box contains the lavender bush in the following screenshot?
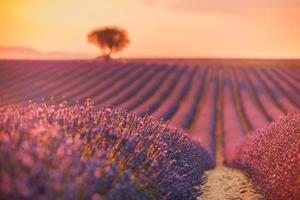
[236,112,300,200]
[0,101,212,200]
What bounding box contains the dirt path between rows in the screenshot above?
[200,166,260,200]
[199,103,261,200]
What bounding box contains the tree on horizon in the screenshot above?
[87,26,130,61]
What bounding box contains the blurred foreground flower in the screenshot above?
[0,102,212,200]
[236,112,300,200]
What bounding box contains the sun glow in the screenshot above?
[0,0,300,58]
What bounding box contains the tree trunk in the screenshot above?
[105,49,112,62]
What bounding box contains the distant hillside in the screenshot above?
[0,46,94,60]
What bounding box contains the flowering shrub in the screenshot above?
[236,112,300,200]
[0,102,212,200]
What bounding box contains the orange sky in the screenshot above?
[0,0,300,58]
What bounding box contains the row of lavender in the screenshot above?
[0,61,299,159]
[0,103,213,199]
[1,62,299,125]
[221,67,300,200]
[0,60,300,199]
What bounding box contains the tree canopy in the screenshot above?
[87,26,130,60]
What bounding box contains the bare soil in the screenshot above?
[199,106,261,200]
[200,166,261,200]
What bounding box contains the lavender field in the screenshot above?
[0,60,300,200]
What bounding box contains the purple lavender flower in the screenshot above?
[0,102,212,200]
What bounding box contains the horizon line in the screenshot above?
[1,57,300,61]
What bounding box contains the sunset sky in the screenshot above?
[1,0,300,58]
